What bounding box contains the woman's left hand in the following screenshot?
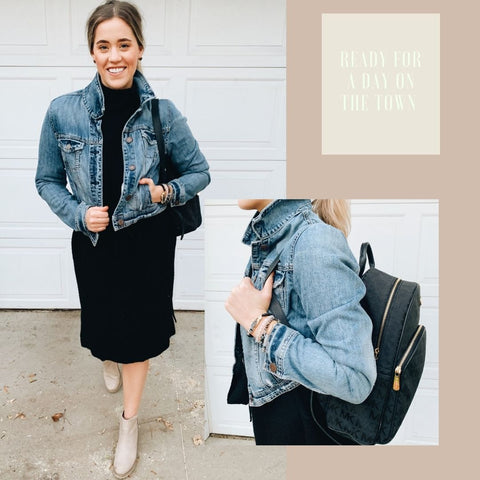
[225,274,274,331]
[138,178,166,203]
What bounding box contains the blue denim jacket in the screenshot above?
[35,71,210,245]
[240,200,377,407]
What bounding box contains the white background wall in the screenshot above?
[204,200,439,445]
[0,0,286,309]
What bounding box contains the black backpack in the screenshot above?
[269,242,427,445]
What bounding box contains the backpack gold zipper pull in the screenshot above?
[393,366,401,391]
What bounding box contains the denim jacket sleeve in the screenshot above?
[264,226,377,404]
[35,106,92,238]
[161,100,210,207]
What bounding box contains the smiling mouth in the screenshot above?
[107,67,126,74]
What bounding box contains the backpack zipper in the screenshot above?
[374,277,401,360]
[392,324,425,391]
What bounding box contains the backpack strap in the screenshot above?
[151,98,169,184]
[359,242,375,277]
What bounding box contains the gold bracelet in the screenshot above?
[247,314,264,337]
[253,315,275,343]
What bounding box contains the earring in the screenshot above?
[139,57,143,61]
[93,59,96,64]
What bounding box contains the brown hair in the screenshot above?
[311,199,351,237]
[86,0,144,53]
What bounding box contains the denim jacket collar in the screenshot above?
[82,70,156,120]
[242,199,312,246]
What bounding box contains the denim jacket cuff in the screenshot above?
[168,180,185,206]
[263,323,299,378]
[75,202,99,246]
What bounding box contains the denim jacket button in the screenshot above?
[126,194,132,201]
[126,136,133,143]
[117,219,124,226]
[128,165,136,171]
[269,363,277,373]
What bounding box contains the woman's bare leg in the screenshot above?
[121,360,149,419]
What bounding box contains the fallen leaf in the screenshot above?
[14,413,26,420]
[28,374,37,383]
[3,386,8,394]
[192,434,204,446]
[155,417,174,431]
[51,412,63,422]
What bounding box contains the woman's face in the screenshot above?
[237,199,273,211]
[91,17,143,90]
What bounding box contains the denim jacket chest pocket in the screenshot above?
[57,137,86,173]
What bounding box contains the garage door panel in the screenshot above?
[206,160,285,198]
[185,78,285,158]
[189,0,286,54]
[419,213,439,283]
[419,306,439,365]
[0,0,69,62]
[0,237,77,307]
[71,0,171,57]
[0,0,48,46]
[0,78,55,145]
[0,169,61,226]
[391,388,439,445]
[173,225,205,310]
[205,365,253,437]
[204,301,237,365]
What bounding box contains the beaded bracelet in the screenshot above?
[253,315,276,344]
[247,313,268,337]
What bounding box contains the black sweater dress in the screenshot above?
[71,83,177,364]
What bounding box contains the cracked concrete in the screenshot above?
[0,310,286,480]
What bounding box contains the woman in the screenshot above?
[35,1,210,477]
[225,199,376,445]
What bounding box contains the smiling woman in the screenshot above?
[35,1,210,478]
[90,17,143,90]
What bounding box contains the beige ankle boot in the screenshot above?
[103,361,122,393]
[113,413,138,478]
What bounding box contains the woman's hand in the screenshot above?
[138,178,167,203]
[85,206,109,232]
[225,274,274,331]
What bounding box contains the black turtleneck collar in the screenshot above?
[101,82,140,112]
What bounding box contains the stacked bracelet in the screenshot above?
[247,314,279,345]
[159,183,173,204]
[253,315,277,344]
[247,314,264,337]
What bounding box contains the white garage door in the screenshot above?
[0,0,286,309]
[204,200,439,445]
